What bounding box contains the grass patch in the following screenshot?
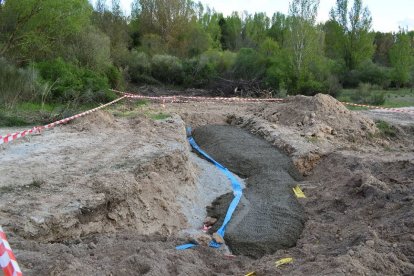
[0,186,14,194]
[148,112,171,120]
[376,120,397,137]
[135,99,149,107]
[338,88,414,108]
[344,105,370,111]
[0,111,30,127]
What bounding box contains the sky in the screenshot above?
[92,0,414,32]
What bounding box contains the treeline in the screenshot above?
[0,0,413,108]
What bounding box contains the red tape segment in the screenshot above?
[111,89,284,103]
[114,89,414,114]
[0,96,126,145]
[342,102,414,114]
[0,226,22,276]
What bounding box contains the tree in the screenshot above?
[373,32,393,66]
[0,0,92,62]
[268,12,288,47]
[219,12,243,51]
[390,29,413,87]
[287,0,321,81]
[329,0,374,70]
[243,13,270,47]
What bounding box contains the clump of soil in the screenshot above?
[258,94,378,141]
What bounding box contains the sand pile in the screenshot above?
[71,110,117,131]
[259,94,377,141]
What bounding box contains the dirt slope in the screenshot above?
[0,94,413,275]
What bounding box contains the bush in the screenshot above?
[183,57,217,87]
[344,61,391,88]
[350,83,386,105]
[35,58,112,104]
[127,51,152,83]
[0,58,44,108]
[298,79,326,96]
[233,48,265,79]
[151,55,184,84]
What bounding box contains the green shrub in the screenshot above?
[344,61,391,88]
[128,51,152,83]
[376,120,397,137]
[298,79,326,96]
[151,55,184,84]
[105,65,125,89]
[233,48,265,79]
[0,58,44,108]
[350,83,386,105]
[183,57,217,87]
[35,58,111,103]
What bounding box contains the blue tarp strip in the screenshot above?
[186,129,243,249]
[176,244,197,250]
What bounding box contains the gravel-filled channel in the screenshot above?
[192,125,306,258]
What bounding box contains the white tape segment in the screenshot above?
[0,226,22,276]
[0,96,126,145]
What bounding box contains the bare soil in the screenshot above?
[0,94,413,275]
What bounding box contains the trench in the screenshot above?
[191,125,306,259]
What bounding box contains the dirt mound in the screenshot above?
[71,110,116,131]
[0,114,197,243]
[260,94,377,141]
[193,125,305,258]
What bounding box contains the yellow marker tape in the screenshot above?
[293,186,306,198]
[275,257,293,267]
[244,272,256,276]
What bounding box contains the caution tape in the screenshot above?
[0,226,22,276]
[114,89,414,114]
[342,102,414,114]
[0,96,126,146]
[111,89,284,103]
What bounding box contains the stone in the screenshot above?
[191,233,212,246]
[212,232,225,244]
[203,217,217,227]
[365,240,375,247]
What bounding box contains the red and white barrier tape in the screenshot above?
[114,89,414,114]
[0,226,22,276]
[342,102,414,114]
[0,96,126,145]
[111,89,284,103]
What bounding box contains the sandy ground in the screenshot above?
[0,95,413,275]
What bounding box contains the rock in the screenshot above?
[203,217,217,227]
[88,242,97,249]
[348,249,355,256]
[190,233,212,246]
[365,240,375,247]
[212,232,225,244]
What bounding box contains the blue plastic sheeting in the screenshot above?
[186,128,243,249]
[176,244,197,250]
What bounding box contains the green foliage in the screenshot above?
[389,30,413,87]
[148,112,171,120]
[0,0,92,61]
[151,55,184,84]
[35,58,112,103]
[344,61,391,88]
[233,48,265,79]
[376,120,397,137]
[349,83,385,105]
[0,57,44,108]
[329,0,375,70]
